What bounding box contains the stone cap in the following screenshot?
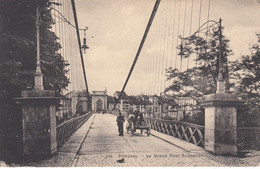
[22,90,55,97]
[201,93,244,107]
[14,89,59,105]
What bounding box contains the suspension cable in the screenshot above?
[175,0,182,69]
[169,0,177,87]
[187,0,194,70]
[180,0,188,72]
[152,1,161,96]
[147,34,153,95]
[113,0,161,110]
[170,0,177,68]
[160,0,169,95]
[163,0,171,91]
[71,0,90,103]
[196,0,203,69]
[206,0,211,42]
[145,37,150,95]
[156,1,164,95]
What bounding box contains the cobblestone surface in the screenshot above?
[75,152,223,167]
[20,152,75,167]
[18,113,260,167]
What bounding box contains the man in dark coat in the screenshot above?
[116,112,125,136]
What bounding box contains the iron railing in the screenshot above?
[56,112,93,148]
[145,118,205,148]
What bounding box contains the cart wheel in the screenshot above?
[147,129,150,137]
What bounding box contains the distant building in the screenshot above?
[112,91,129,113]
[71,90,90,115]
[107,96,119,112]
[167,98,178,120]
[175,96,198,120]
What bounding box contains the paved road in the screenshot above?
[73,114,221,167]
[22,113,260,167]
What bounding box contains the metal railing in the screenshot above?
[56,112,93,148]
[145,117,205,148]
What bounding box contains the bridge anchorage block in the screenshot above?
[14,90,59,162]
[201,93,243,156]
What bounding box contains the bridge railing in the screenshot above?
[56,112,93,148]
[145,117,205,148]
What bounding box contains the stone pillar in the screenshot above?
[201,93,243,156]
[15,90,58,161]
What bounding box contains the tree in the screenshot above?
[230,33,260,126]
[0,0,69,162]
[165,27,233,104]
[164,27,233,125]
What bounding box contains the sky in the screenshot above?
[65,0,260,96]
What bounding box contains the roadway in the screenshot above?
[71,114,219,167]
[22,113,260,167]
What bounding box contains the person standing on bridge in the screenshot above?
[116,111,125,136]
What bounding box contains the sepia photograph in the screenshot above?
[0,0,260,167]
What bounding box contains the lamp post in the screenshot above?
[34,4,44,90]
[180,18,224,94]
[180,18,244,156]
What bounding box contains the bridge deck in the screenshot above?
[23,114,260,167]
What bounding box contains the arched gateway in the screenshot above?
[91,90,108,112]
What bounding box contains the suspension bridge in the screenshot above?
[1,0,259,167]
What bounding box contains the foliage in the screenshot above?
[76,100,84,115]
[230,33,260,127]
[165,27,233,106]
[0,0,69,162]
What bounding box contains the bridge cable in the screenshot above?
[161,0,169,95]
[163,0,171,91]
[164,0,172,90]
[187,0,194,70]
[113,0,161,110]
[71,0,90,104]
[156,1,164,95]
[148,33,152,95]
[169,0,177,87]
[145,37,149,95]
[152,13,160,96]
[206,0,211,43]
[152,2,161,96]
[159,1,166,95]
[154,5,161,94]
[145,38,150,95]
[143,39,149,94]
[175,0,182,69]
[63,0,69,94]
[148,21,155,95]
[147,34,153,95]
[52,1,85,91]
[180,0,188,72]
[196,0,203,70]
